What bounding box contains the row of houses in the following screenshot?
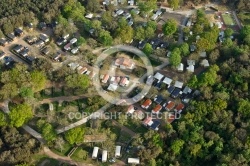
[68,62,96,79]
[12,44,36,63]
[92,146,139,164]
[0,28,24,46]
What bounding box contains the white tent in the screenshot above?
[115,146,121,158]
[128,158,140,164]
[102,150,108,162]
[92,147,99,159]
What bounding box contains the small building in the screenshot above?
[68,62,79,70]
[20,48,29,57]
[70,38,77,44]
[128,158,140,164]
[39,33,49,42]
[7,33,16,41]
[53,52,61,61]
[150,120,160,131]
[120,77,129,86]
[64,43,72,51]
[190,45,196,52]
[26,36,37,45]
[39,22,47,30]
[186,65,194,72]
[116,9,124,15]
[107,83,118,91]
[154,95,163,104]
[152,104,162,114]
[146,75,154,85]
[143,117,153,126]
[85,13,94,19]
[110,76,121,85]
[127,105,135,114]
[166,101,175,111]
[27,23,33,31]
[174,81,184,89]
[174,103,185,113]
[154,72,164,81]
[200,52,207,58]
[92,147,99,159]
[171,88,182,98]
[35,40,45,47]
[177,63,184,72]
[56,37,67,46]
[182,86,192,94]
[186,20,192,27]
[168,85,175,94]
[42,47,50,55]
[101,74,110,83]
[115,146,121,158]
[115,57,135,70]
[128,0,134,5]
[71,47,79,54]
[14,28,24,37]
[79,67,88,74]
[0,38,8,46]
[141,99,152,109]
[162,77,172,85]
[200,59,210,67]
[102,150,108,162]
[13,45,24,53]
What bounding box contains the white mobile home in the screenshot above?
[102,150,108,162]
[115,146,121,158]
[92,147,99,159]
[128,158,140,164]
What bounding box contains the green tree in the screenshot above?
[240,25,250,39]
[138,0,157,15]
[188,75,198,88]
[9,103,33,128]
[135,26,145,40]
[0,112,7,126]
[169,0,179,10]
[224,28,234,38]
[115,23,134,43]
[238,99,250,117]
[0,29,4,38]
[163,19,177,36]
[65,127,85,145]
[20,87,34,98]
[171,139,185,155]
[143,43,153,56]
[77,36,86,46]
[62,0,85,21]
[86,0,100,13]
[179,42,190,56]
[30,71,47,92]
[197,38,213,51]
[41,123,57,142]
[65,74,90,90]
[169,48,181,67]
[98,30,113,46]
[0,83,18,99]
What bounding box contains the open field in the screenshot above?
[222,14,235,25]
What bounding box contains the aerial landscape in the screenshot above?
[0,0,249,166]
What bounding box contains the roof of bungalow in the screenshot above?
[107,83,118,91]
[166,101,175,110]
[177,63,184,71]
[143,117,153,126]
[150,120,160,130]
[200,59,210,67]
[174,103,185,113]
[115,57,135,69]
[200,52,207,57]
[146,75,154,85]
[120,77,129,86]
[154,72,164,80]
[141,99,152,108]
[152,104,162,113]
[186,65,194,72]
[187,60,195,66]
[127,105,135,114]
[154,95,163,104]
[162,77,172,85]
[102,74,110,83]
[174,81,184,88]
[182,86,192,94]
[167,112,175,123]
[70,38,77,44]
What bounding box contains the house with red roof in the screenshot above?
[127,105,135,114]
[152,104,162,114]
[101,74,110,83]
[174,103,185,113]
[115,57,135,70]
[141,99,152,109]
[166,101,175,111]
[119,77,129,86]
[143,117,153,126]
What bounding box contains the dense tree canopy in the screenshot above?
[169,48,181,67]
[163,19,178,36]
[65,127,84,145]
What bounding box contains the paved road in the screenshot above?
[232,11,243,29]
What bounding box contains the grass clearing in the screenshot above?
[222,14,235,25]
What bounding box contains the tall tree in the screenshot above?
[9,103,33,128]
[65,74,90,90]
[169,48,181,67]
[169,0,179,10]
[65,127,85,145]
[86,0,100,13]
[163,19,177,36]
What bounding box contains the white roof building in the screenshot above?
[70,38,77,44]
[162,77,172,85]
[107,84,118,91]
[177,63,184,72]
[200,52,207,57]
[128,158,140,164]
[115,146,121,158]
[200,59,210,67]
[174,81,184,89]
[71,47,79,54]
[154,72,164,80]
[85,13,93,19]
[102,150,108,162]
[68,62,79,70]
[146,75,154,85]
[186,65,194,72]
[92,147,99,159]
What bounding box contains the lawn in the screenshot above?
[222,14,235,25]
